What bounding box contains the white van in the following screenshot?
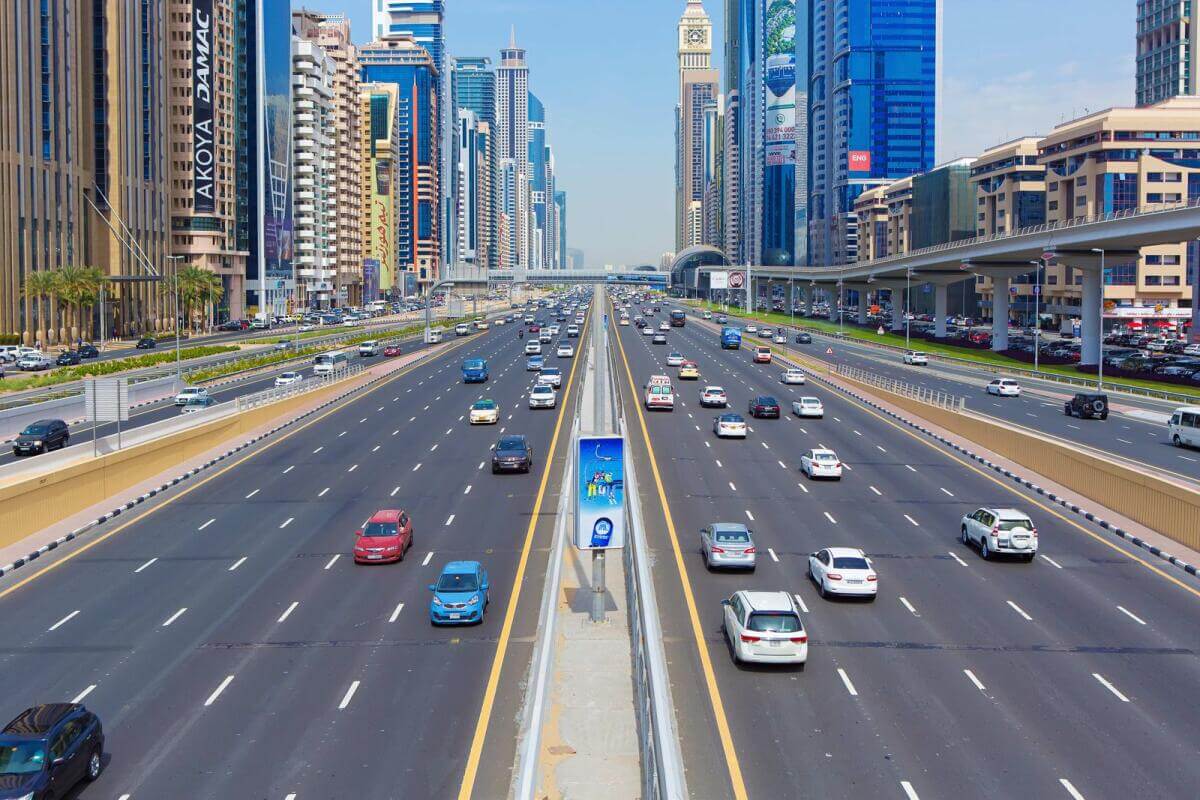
[425,328,443,344]
[1168,405,1200,448]
[313,350,350,375]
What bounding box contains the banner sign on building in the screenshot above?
[575,435,626,550]
[191,0,216,214]
[710,271,729,290]
[848,150,871,172]
[727,270,746,289]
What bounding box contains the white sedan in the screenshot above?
[469,400,500,424]
[658,321,670,331]
[666,352,685,367]
[808,547,878,600]
[800,448,842,480]
[903,351,929,366]
[745,325,758,334]
[780,368,807,385]
[528,384,557,409]
[986,378,1021,397]
[713,413,748,438]
[275,371,303,387]
[174,387,210,405]
[791,397,824,418]
[525,341,542,355]
[556,343,574,358]
[773,333,787,344]
[641,326,654,336]
[700,386,728,408]
[298,324,316,332]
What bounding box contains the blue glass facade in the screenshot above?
[808,0,938,266]
[528,92,548,266]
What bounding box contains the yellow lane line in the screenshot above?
[456,317,589,800]
[0,334,480,604]
[611,317,749,800]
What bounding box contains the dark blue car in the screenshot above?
[0,703,105,799]
[462,358,489,383]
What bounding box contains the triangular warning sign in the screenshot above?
[877,325,885,335]
[825,347,834,355]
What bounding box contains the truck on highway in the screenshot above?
[669,310,686,327]
[721,327,742,350]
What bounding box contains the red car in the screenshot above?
[529,324,541,334]
[353,509,414,564]
[383,344,402,357]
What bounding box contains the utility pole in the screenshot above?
[166,255,184,383]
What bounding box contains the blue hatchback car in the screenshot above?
[429,561,490,625]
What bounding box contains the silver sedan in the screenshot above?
[700,523,757,570]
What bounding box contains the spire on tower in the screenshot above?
[509,25,517,49]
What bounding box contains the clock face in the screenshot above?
[687,28,705,45]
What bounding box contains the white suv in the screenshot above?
[721,591,807,666]
[961,507,1038,561]
[358,340,380,356]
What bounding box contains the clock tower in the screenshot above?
[675,1,718,253]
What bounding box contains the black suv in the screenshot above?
[795,332,813,344]
[12,419,69,456]
[1064,392,1108,420]
[0,703,105,798]
[135,336,157,349]
[492,435,533,473]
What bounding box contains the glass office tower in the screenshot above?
[808,0,939,267]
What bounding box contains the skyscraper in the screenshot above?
[677,1,720,251]
[528,92,549,269]
[1136,0,1199,106]
[808,0,939,267]
[453,108,491,267]
[451,56,497,267]
[554,191,568,271]
[496,30,530,268]
[358,82,400,300]
[361,37,442,290]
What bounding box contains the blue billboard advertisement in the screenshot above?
[575,435,626,550]
[607,274,668,286]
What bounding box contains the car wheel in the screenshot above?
[981,539,991,560]
[1064,407,1072,417]
[1100,413,1108,420]
[961,526,969,545]
[1174,435,1183,446]
[1024,554,1036,563]
[818,580,827,599]
[85,748,103,781]
[491,465,498,474]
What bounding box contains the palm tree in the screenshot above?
[76,267,108,344]
[21,270,59,346]
[196,271,225,332]
[53,265,91,343]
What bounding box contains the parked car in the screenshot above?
[1064,392,1108,420]
[961,507,1038,561]
[12,419,70,456]
[0,703,105,796]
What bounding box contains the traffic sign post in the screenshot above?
[84,378,130,455]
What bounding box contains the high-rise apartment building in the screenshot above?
[290,18,337,309]
[451,56,497,268]
[453,109,492,267]
[298,13,363,308]
[1,1,174,344]
[528,92,549,268]
[1136,0,1199,106]
[555,191,568,271]
[544,145,559,269]
[361,36,442,289]
[808,0,939,267]
[496,31,530,268]
[677,1,720,251]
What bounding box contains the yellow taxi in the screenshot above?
[678,360,701,380]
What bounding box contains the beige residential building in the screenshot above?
[852,186,888,262]
[1036,97,1196,328]
[883,177,914,258]
[302,13,363,307]
[167,0,247,318]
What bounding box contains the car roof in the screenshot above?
[810,447,837,456]
[30,419,62,427]
[799,396,820,402]
[498,434,527,445]
[367,509,404,523]
[541,367,560,373]
[703,385,724,391]
[983,507,1032,519]
[740,591,797,614]
[2,704,80,737]
[711,522,749,533]
[441,560,481,574]
[754,395,778,402]
[826,546,867,559]
[717,412,744,420]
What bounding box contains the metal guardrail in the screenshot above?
[234,364,363,412]
[609,318,687,800]
[834,363,966,412]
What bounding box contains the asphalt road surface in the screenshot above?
[613,307,1200,800]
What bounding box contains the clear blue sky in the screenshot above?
[319,0,1134,266]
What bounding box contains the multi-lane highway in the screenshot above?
[612,306,1200,800]
[693,307,1198,483]
[0,315,583,798]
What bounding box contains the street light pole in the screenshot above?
[905,268,912,349]
[1028,259,1044,373]
[166,255,184,383]
[1091,247,1106,389]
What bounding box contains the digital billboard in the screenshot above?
[764,0,796,167]
[575,436,626,551]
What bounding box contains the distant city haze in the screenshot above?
[330,0,1134,266]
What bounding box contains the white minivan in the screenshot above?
[1168,405,1200,448]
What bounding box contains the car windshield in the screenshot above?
[362,522,398,538]
[437,572,479,592]
[0,741,47,775]
[473,401,496,410]
[533,386,553,394]
[543,369,560,375]
[802,399,820,406]
[714,529,750,543]
[20,425,48,436]
[464,360,484,369]
[832,556,870,569]
[746,612,802,633]
[498,437,526,451]
[757,397,777,405]
[998,519,1033,532]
